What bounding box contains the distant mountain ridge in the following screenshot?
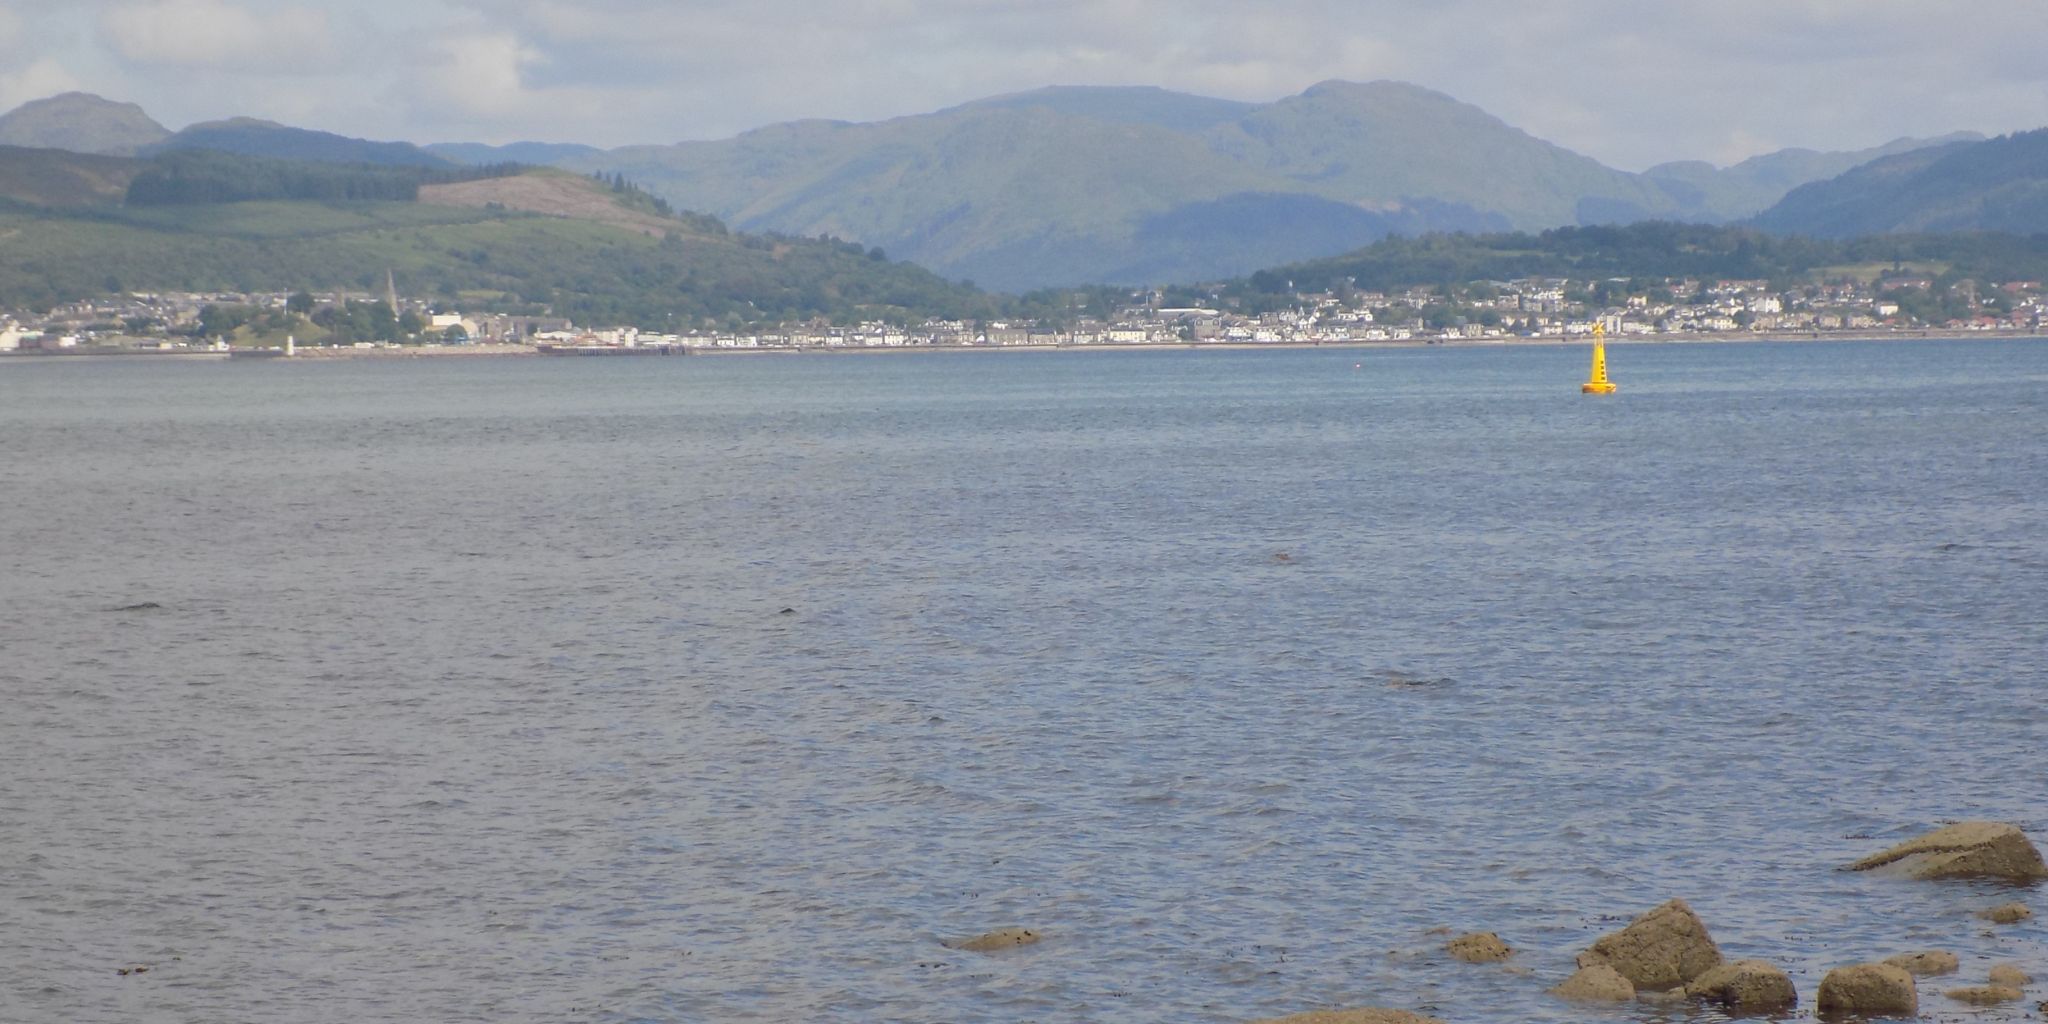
[1644,132,1986,221]
[530,81,1977,289]
[1752,129,2048,237]
[0,87,1995,291]
[0,92,169,156]
[147,118,452,167]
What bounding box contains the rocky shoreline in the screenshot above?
[950,821,2045,1024]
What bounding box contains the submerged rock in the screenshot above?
[1882,950,1959,976]
[1634,987,1688,1007]
[1987,964,2030,987]
[1847,821,2048,881]
[1446,931,1511,963]
[1253,1010,1443,1024]
[1818,963,1918,1016]
[1945,985,2024,1005]
[1684,959,1798,1011]
[1979,902,2032,924]
[949,927,1040,952]
[1575,898,1723,990]
[1552,963,1635,1002]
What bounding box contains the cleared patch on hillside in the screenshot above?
[419,172,682,238]
[0,146,138,207]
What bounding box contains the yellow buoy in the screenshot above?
[1582,322,1616,394]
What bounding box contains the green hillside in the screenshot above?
[0,168,994,325]
[0,146,140,208]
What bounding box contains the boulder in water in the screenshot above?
[1575,898,1723,990]
[1818,963,1918,1016]
[1551,963,1635,1002]
[1446,931,1511,963]
[1945,985,2024,1005]
[1987,964,2030,987]
[1684,959,1797,1011]
[949,927,1040,952]
[1978,902,2031,924]
[1848,821,2047,882]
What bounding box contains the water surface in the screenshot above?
[2,340,2043,1023]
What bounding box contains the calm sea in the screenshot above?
[2,340,2044,1024]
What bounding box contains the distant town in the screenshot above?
[4,272,2044,356]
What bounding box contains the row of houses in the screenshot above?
[6,275,2046,354]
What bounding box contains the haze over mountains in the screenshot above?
[1,85,2037,293]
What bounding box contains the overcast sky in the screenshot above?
[3,0,2043,169]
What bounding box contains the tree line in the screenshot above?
[126,150,526,206]
[1227,222,2048,303]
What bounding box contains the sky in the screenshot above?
[2,0,2044,169]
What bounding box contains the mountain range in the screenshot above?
[1753,128,2048,238]
[0,87,2039,293]
[444,81,1986,290]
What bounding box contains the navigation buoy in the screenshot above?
[1582,323,1616,394]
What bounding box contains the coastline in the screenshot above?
[4,330,2039,362]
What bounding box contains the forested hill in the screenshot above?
[0,153,997,326]
[1218,222,2048,300]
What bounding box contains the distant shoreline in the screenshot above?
[3,331,2040,362]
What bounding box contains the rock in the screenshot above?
[1684,959,1798,1011]
[1552,963,1636,1002]
[1446,931,1511,963]
[1979,902,2032,924]
[1882,950,1959,976]
[949,927,1040,952]
[1987,964,2030,987]
[1847,821,2048,882]
[1945,985,2024,1005]
[1817,963,1918,1016]
[1252,1010,1443,1024]
[1575,898,1723,990]
[1635,987,1688,1006]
